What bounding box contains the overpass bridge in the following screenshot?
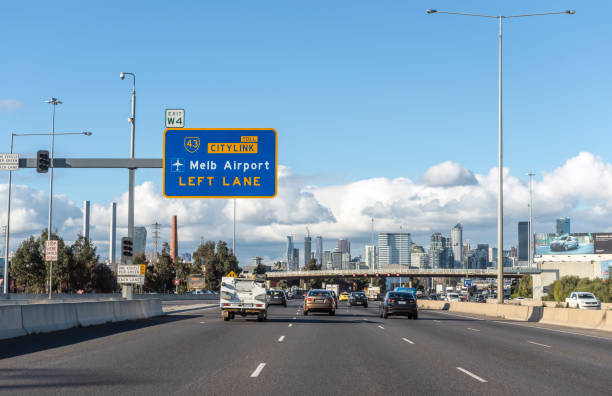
[266,267,540,280]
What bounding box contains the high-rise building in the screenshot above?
[293,248,299,269]
[429,233,453,268]
[331,249,342,269]
[510,246,517,258]
[488,247,497,266]
[518,221,529,261]
[451,223,463,268]
[133,226,147,255]
[411,251,429,269]
[342,252,351,269]
[365,245,377,269]
[556,217,570,235]
[286,236,294,270]
[323,250,332,269]
[315,236,323,266]
[477,244,489,263]
[378,233,411,267]
[338,239,350,255]
[304,236,312,266]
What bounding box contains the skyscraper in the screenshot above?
[293,248,299,269]
[429,233,453,268]
[304,235,312,266]
[133,226,147,255]
[315,236,323,266]
[323,250,332,269]
[518,221,529,261]
[365,245,377,269]
[378,233,411,267]
[338,239,350,256]
[451,223,463,268]
[556,217,570,235]
[286,236,294,270]
[331,249,342,269]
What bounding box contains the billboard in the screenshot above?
[593,233,612,254]
[188,275,204,290]
[535,233,594,255]
[602,260,612,279]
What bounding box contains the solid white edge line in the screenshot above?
[278,335,285,342]
[456,367,487,383]
[250,363,266,378]
[378,325,385,329]
[492,320,612,341]
[527,340,552,348]
[402,338,414,344]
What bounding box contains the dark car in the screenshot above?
[379,291,418,319]
[348,291,368,308]
[268,289,287,307]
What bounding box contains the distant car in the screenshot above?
[379,291,418,319]
[268,289,287,307]
[348,292,368,308]
[339,292,350,302]
[446,292,461,302]
[304,289,335,316]
[428,294,438,301]
[474,295,486,303]
[515,297,526,302]
[329,291,339,308]
[550,235,579,251]
[566,292,601,309]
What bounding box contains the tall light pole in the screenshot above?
[4,131,91,294]
[233,198,236,256]
[45,97,62,299]
[426,8,574,303]
[528,172,535,267]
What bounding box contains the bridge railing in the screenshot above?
[266,267,540,278]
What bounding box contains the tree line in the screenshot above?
[8,229,240,294]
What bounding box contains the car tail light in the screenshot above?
[223,303,229,306]
[386,298,396,303]
[307,297,312,302]
[256,304,263,307]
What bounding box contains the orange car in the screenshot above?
[304,289,335,316]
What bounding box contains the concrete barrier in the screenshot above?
[417,300,448,310]
[21,303,78,334]
[75,301,117,327]
[0,305,26,339]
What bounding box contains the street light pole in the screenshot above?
[46,97,62,299]
[426,8,574,304]
[528,172,535,267]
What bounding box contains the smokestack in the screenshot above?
[171,215,178,262]
[109,202,116,268]
[83,200,90,241]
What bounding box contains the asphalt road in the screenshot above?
[1,300,611,395]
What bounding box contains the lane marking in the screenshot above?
[456,367,487,383]
[288,324,293,327]
[292,317,296,320]
[431,311,484,321]
[402,338,414,344]
[278,336,285,342]
[378,325,385,330]
[250,363,266,378]
[199,321,206,324]
[467,328,481,332]
[492,320,612,341]
[527,340,551,348]
[434,320,441,323]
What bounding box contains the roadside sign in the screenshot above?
[163,128,277,198]
[45,240,58,261]
[226,270,237,278]
[140,264,146,275]
[0,154,18,171]
[165,109,185,128]
[174,278,180,286]
[118,265,141,276]
[188,275,204,289]
[465,279,472,287]
[118,275,144,285]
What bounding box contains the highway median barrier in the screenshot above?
[0,305,26,339]
[75,301,116,327]
[21,303,78,334]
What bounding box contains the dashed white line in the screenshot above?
[278,336,285,342]
[467,328,481,332]
[199,321,206,324]
[378,325,385,330]
[288,324,293,327]
[250,363,266,378]
[456,367,487,383]
[528,340,551,348]
[402,338,414,344]
[434,320,441,323]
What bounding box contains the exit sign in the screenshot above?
[165,109,185,128]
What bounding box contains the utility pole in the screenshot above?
[46,97,62,299]
[528,172,535,268]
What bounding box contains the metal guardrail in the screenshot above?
[266,267,541,279]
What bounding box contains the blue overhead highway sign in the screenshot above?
[163,128,277,198]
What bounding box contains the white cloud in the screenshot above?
[3,152,612,262]
[0,99,24,111]
[421,160,478,187]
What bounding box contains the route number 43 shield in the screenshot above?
[184,137,200,153]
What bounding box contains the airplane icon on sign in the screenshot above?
[171,158,184,172]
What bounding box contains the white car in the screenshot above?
[565,292,601,309]
[446,292,461,302]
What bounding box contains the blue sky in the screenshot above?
[1,1,611,264]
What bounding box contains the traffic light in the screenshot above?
[121,237,133,263]
[36,150,49,173]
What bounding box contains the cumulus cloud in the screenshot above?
[0,99,24,111]
[3,152,612,262]
[421,160,478,187]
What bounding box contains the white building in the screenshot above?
[451,223,463,268]
[378,233,411,267]
[365,245,377,269]
[411,251,429,269]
